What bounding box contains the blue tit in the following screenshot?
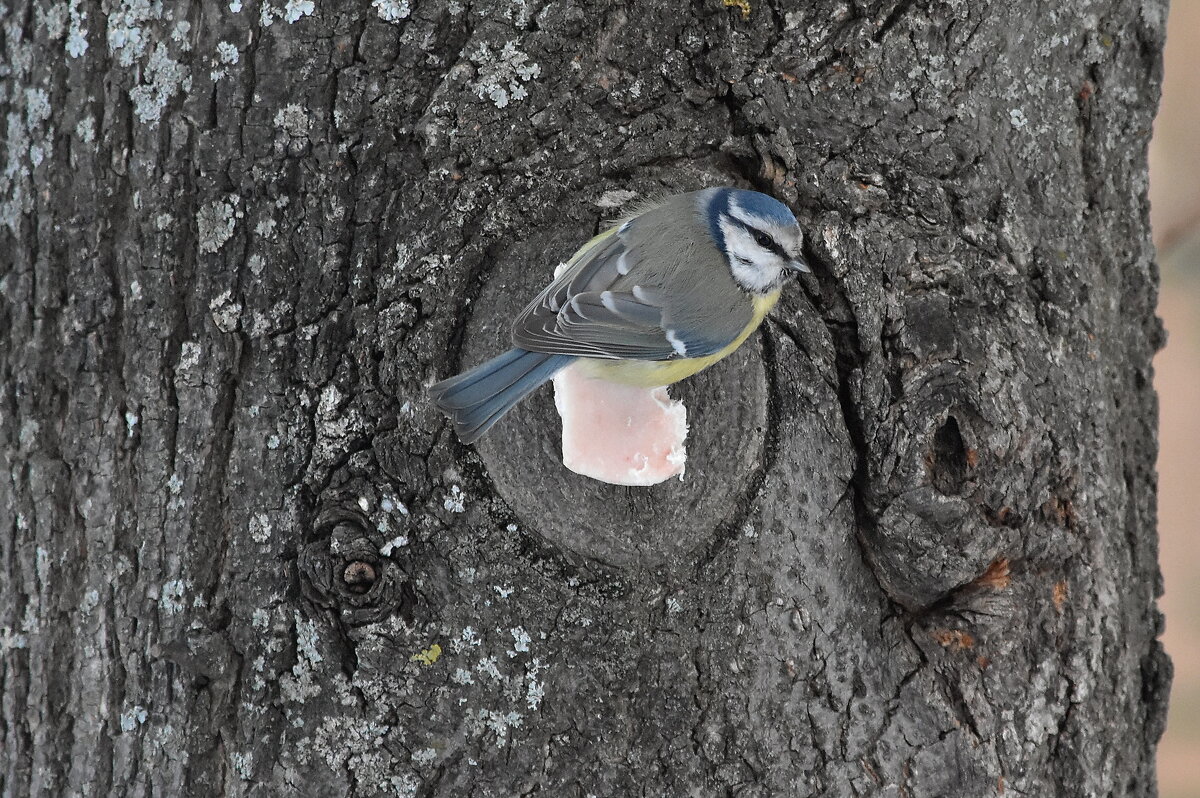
[429,187,810,443]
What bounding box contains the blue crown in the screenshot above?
[728,189,797,226]
[705,188,796,253]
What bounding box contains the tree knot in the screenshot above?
[299,505,416,626]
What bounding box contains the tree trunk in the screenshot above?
[0,0,1171,795]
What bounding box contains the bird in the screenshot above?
[429,187,810,444]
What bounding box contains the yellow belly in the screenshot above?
[574,290,780,387]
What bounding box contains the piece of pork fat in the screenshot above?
[552,363,687,486]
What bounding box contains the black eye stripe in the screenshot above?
[721,213,793,261]
[738,221,789,260]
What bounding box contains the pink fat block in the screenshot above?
[551,363,688,486]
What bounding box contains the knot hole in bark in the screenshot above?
[928,415,969,495]
[343,561,377,594]
[299,510,416,626]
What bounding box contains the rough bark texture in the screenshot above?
[0,0,1171,796]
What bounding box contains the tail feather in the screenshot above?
[430,349,573,443]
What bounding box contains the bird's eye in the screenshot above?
[752,230,774,250]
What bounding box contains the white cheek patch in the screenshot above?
[718,216,752,259]
[719,217,783,293]
[732,261,782,294]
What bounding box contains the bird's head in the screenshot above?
[706,188,809,294]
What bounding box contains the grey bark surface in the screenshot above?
[0,0,1171,796]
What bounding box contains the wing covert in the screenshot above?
[511,209,746,361]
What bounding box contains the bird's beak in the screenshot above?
[788,257,811,274]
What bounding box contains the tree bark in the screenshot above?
[0,0,1171,796]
